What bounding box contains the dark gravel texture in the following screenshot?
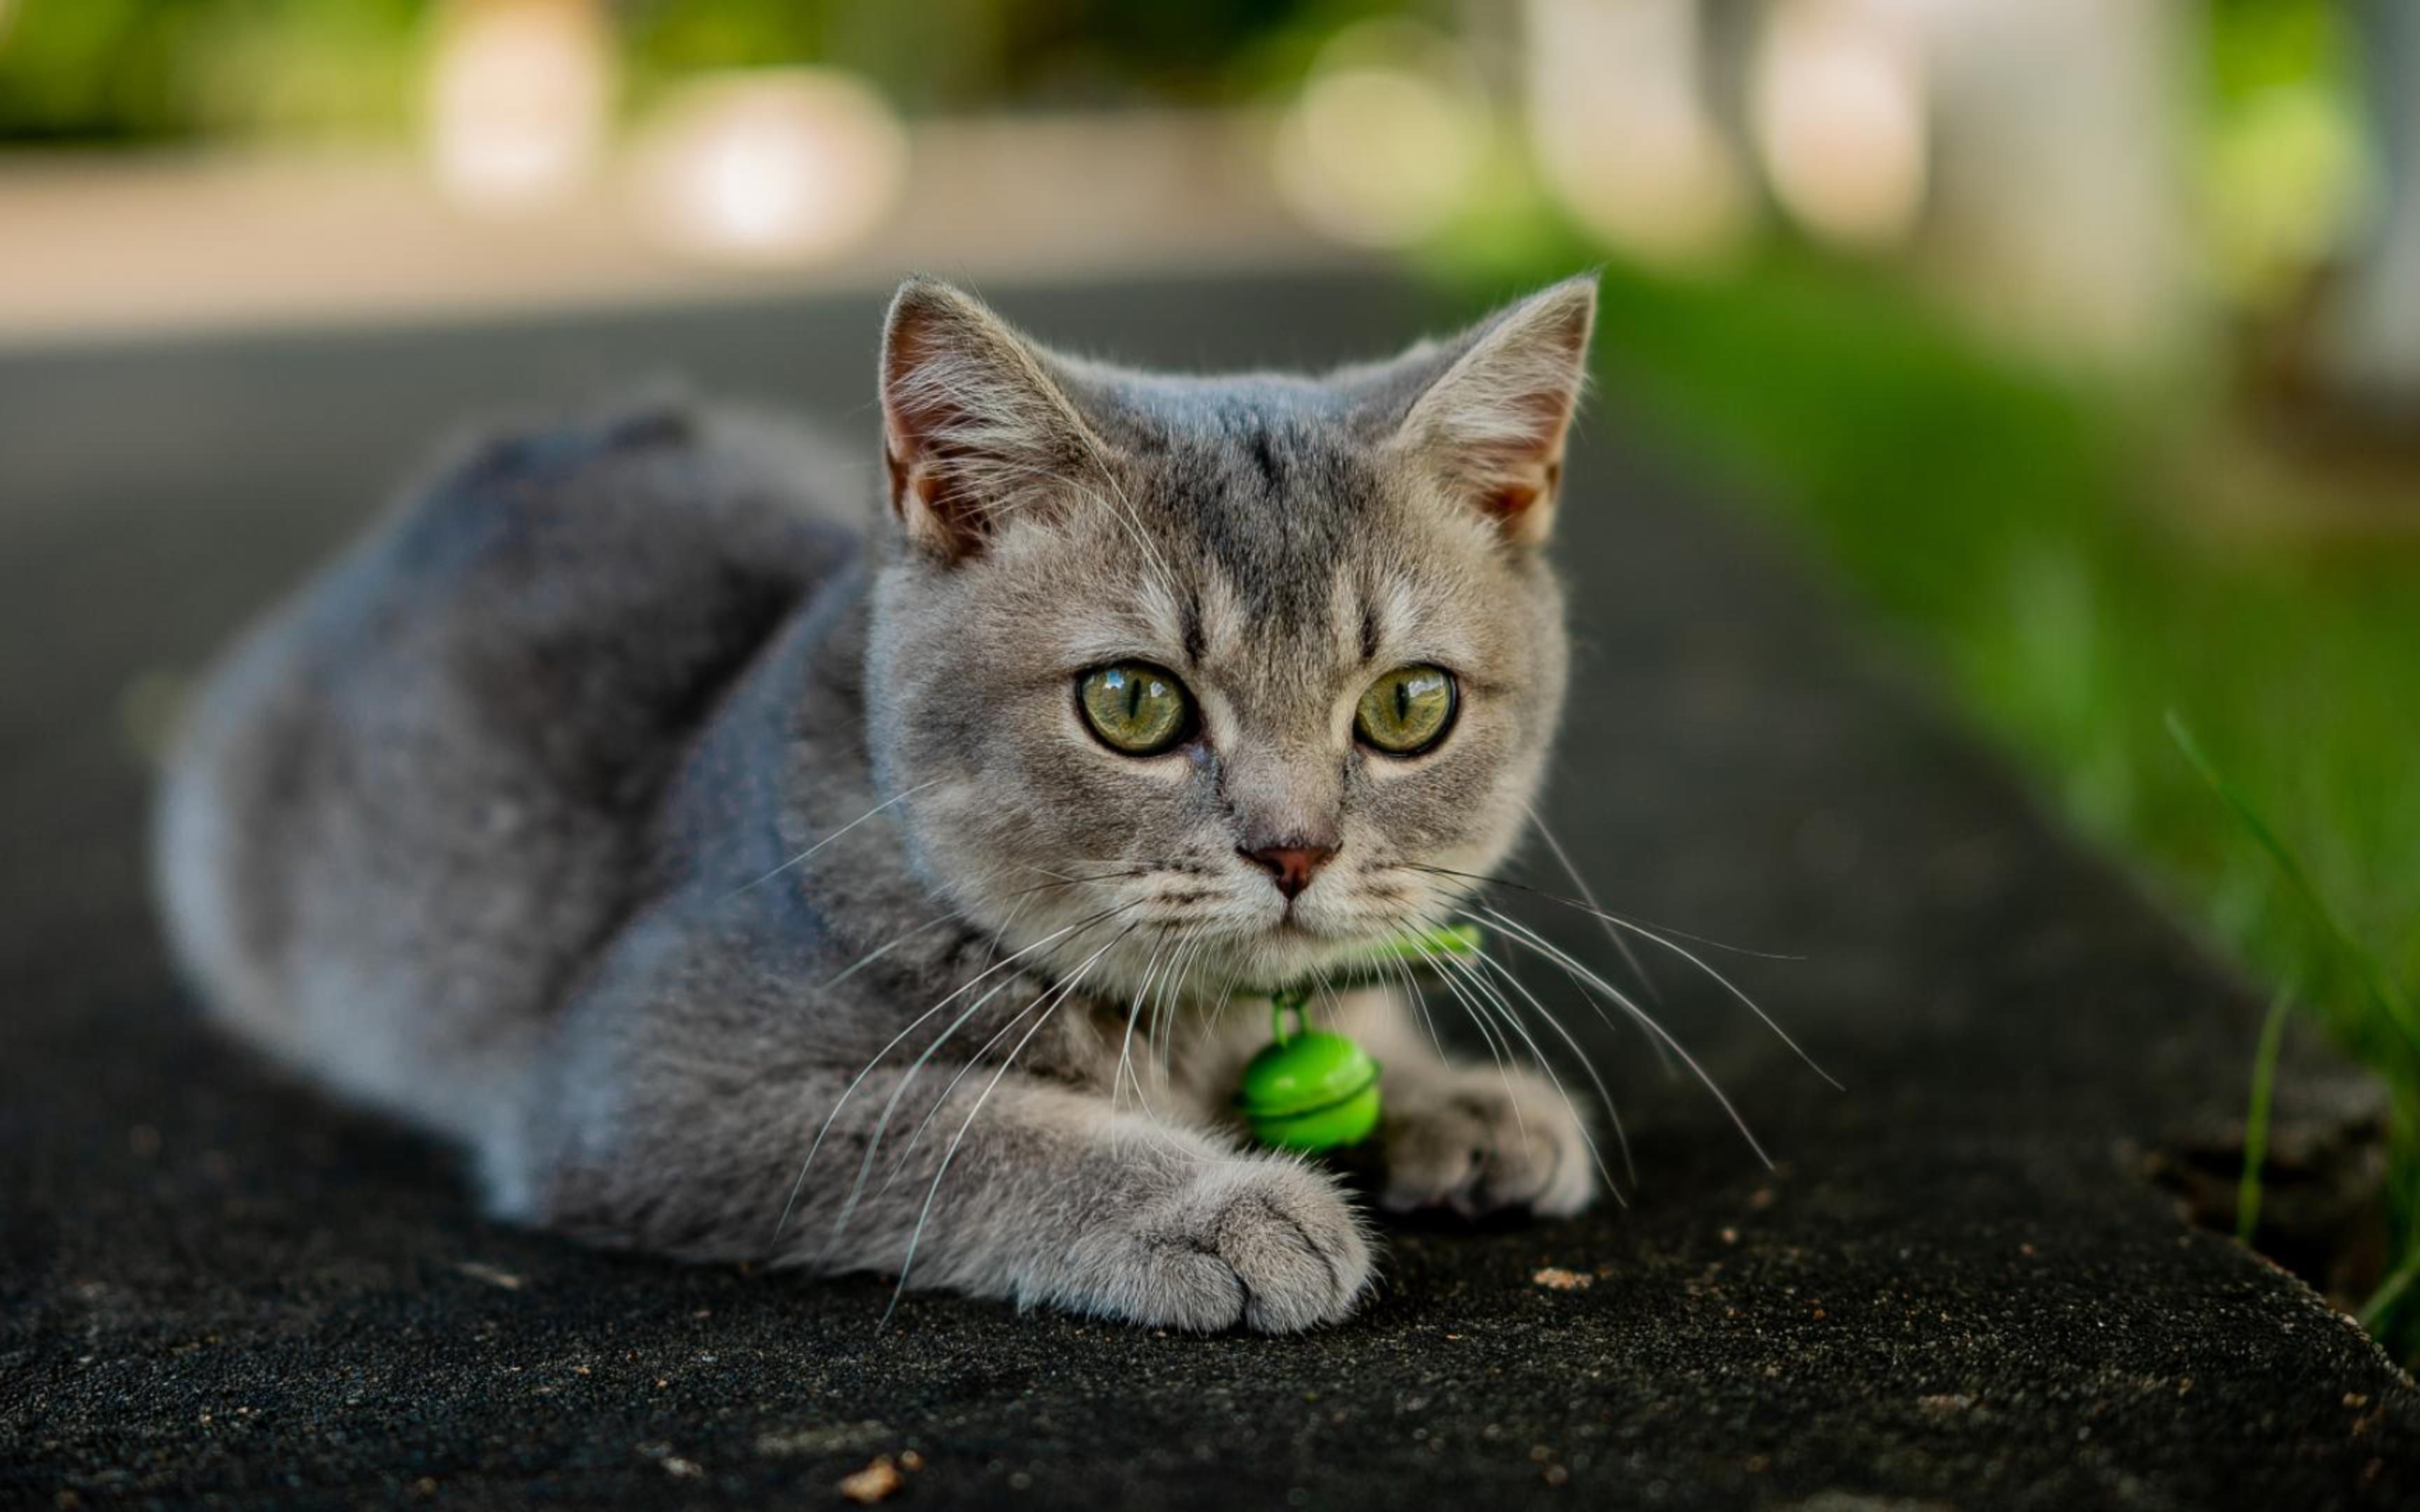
[4,273,2414,1508]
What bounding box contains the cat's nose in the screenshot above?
[1242,843,1336,900]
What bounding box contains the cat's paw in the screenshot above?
[1062,1157,1374,1333]
[1379,1068,1596,1218]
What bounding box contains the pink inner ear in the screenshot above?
[1470,456,1563,533]
[1398,281,1592,540]
[1482,483,1541,522]
[900,457,982,559]
[881,425,974,556]
[882,362,1009,556]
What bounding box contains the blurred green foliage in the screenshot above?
[2209,0,2349,104]
[0,0,1407,143]
[2202,0,2367,304]
[0,0,422,142]
[0,0,2367,148]
[619,0,1402,112]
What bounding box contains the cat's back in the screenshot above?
[155,398,864,1144]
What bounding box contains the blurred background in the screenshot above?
[3,0,2416,1350]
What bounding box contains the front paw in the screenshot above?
[1057,1158,1374,1333]
[1379,1068,1597,1218]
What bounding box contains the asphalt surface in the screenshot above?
[4,274,2415,1509]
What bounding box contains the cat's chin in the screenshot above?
[1194,920,1406,997]
[1038,923,1386,1008]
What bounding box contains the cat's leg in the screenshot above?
[506,1054,1375,1333]
[1338,990,1599,1217]
[1180,988,1599,1218]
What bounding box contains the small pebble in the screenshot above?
[1532,1266,1592,1291]
[840,1457,903,1504]
[452,1261,524,1291]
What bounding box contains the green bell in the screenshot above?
[1229,924,1482,1152]
[1236,1018,1382,1152]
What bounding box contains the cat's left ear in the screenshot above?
[1388,275,1597,547]
[879,276,1108,561]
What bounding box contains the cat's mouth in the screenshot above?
[1230,913,1414,984]
[1255,902,1381,948]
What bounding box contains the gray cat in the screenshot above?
[155,275,1601,1331]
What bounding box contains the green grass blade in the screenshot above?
[2165,711,2418,1051]
[2236,974,2295,1245]
[2360,1246,2420,1334]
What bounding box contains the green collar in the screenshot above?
[1260,920,1486,1016]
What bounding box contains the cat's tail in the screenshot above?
[148,570,511,1140]
[153,589,303,1059]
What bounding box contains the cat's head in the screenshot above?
[863,276,1594,999]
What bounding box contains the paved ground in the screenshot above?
[3,274,2415,1508]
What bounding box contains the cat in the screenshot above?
[154,274,1602,1331]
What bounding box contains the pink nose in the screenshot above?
[1242,844,1335,900]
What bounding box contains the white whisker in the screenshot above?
[819,911,961,990]
[1524,801,1661,1004]
[882,923,1138,1324]
[723,780,942,900]
[1393,930,1527,1140]
[803,902,1136,1242]
[1451,946,1633,1198]
[1480,906,1774,1169]
[1584,909,1841,1091]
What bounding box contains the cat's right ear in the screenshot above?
[879,277,1104,561]
[1381,274,1597,549]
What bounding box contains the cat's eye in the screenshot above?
[1077,663,1193,755]
[1355,664,1457,755]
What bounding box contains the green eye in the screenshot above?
[1078,663,1193,755]
[1356,664,1457,755]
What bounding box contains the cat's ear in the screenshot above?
[879,277,1105,561]
[1388,275,1597,547]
